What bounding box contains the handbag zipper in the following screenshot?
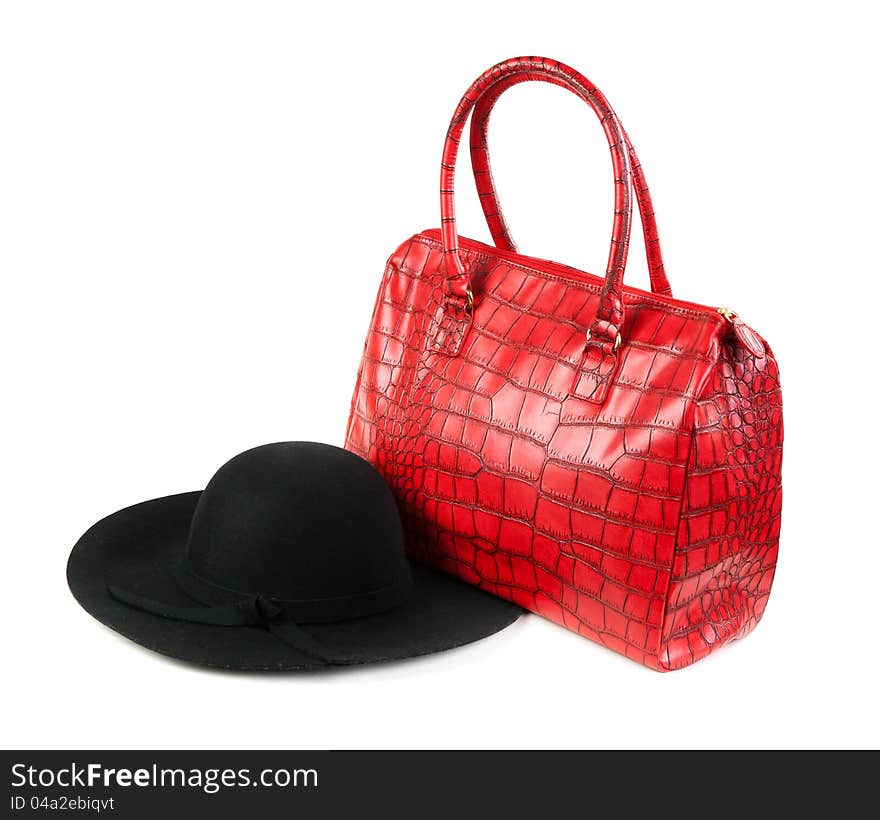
[716,307,765,357]
[422,228,725,316]
[418,229,765,356]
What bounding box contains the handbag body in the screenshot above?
[346,57,783,670]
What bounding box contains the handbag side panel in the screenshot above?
[658,334,783,670]
[347,233,736,669]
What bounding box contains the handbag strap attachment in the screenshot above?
[438,56,645,404]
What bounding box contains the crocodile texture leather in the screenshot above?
[346,57,783,669]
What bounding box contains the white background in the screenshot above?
[2,1,878,750]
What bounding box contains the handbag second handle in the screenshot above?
[439,56,641,403]
[469,77,671,296]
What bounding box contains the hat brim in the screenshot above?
[66,491,524,671]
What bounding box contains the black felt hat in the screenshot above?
[67,442,522,670]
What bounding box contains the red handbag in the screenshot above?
[346,57,783,670]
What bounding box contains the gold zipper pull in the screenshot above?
[717,307,765,357]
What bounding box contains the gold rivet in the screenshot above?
[586,329,622,351]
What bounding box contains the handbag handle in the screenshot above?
[439,57,640,403]
[468,82,672,296]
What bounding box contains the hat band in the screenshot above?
[106,564,414,665]
[175,562,414,624]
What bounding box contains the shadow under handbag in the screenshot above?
[346,56,783,670]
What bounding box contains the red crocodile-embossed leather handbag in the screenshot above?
[345,57,783,670]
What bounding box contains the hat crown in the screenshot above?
[183,442,410,604]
